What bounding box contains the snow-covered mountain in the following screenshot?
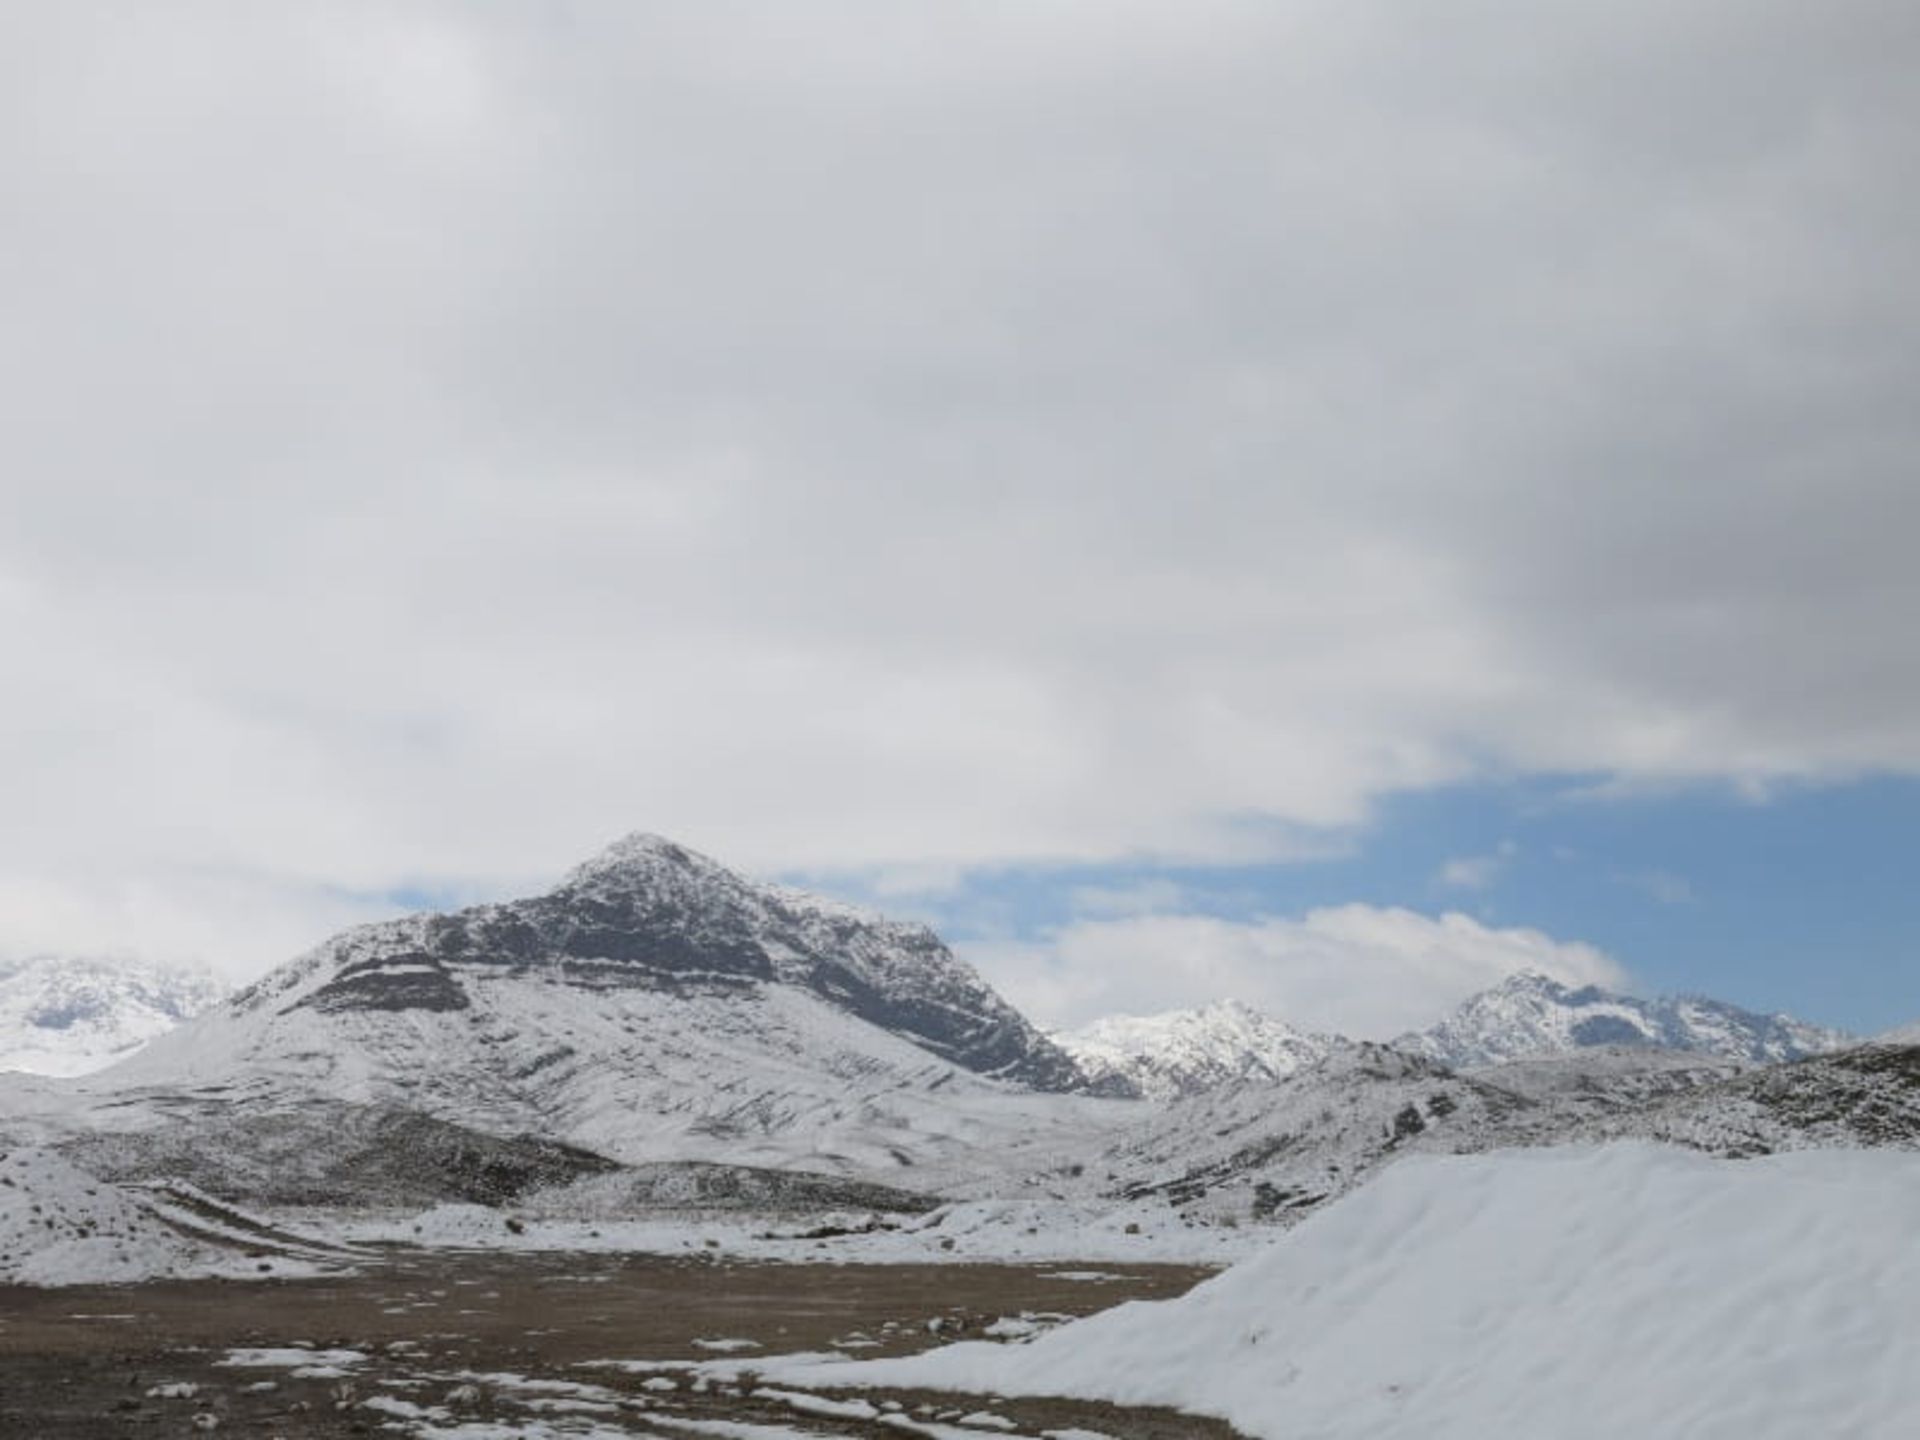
[80,835,1113,1183]
[1396,970,1852,1068]
[0,955,225,1077]
[1053,999,1344,1101]
[229,833,1081,1090]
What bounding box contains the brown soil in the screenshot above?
[0,1248,1248,1438]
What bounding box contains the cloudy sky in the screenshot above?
[3,2,1915,1036]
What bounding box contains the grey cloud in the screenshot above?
[1,2,1914,975]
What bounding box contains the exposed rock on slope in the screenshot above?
[1397,970,1851,1067]
[64,1102,625,1208]
[1584,1041,1920,1154]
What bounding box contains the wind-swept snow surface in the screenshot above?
[784,1143,1919,1439]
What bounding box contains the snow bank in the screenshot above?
[775,1143,1920,1439]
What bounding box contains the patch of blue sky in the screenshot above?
[796,775,1920,1035]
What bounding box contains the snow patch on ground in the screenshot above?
[220,1347,369,1372]
[767,1143,1920,1439]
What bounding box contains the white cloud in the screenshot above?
[1067,879,1194,918]
[1438,857,1500,889]
[1436,841,1517,891]
[964,905,1628,1038]
[0,4,1915,975]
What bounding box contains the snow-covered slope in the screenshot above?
[78,835,1121,1186]
[0,1146,339,1285]
[1053,999,1343,1100]
[1064,1042,1755,1227]
[0,955,224,1076]
[785,1142,1920,1439]
[1084,1043,1519,1220]
[1397,969,1851,1067]
[1073,1037,1917,1229]
[0,1146,211,1284]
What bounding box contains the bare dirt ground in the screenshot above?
[0,1248,1247,1438]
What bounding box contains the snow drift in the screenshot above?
[780,1142,1919,1439]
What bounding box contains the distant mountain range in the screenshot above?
[0,833,1909,1254]
[1050,972,1851,1104]
[1053,999,1343,1101]
[1394,970,1853,1068]
[0,954,225,1076]
[3,846,1859,1099]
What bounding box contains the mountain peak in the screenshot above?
[205,831,1090,1098]
[561,831,719,887]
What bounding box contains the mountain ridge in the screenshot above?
[1052,998,1345,1101]
[1396,970,1852,1068]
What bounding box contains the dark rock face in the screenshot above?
[65,1103,625,1208]
[237,833,1091,1092]
[1571,1015,1647,1047]
[299,956,471,1015]
[587,1161,942,1216]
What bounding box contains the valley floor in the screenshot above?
[0,1249,1234,1439]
